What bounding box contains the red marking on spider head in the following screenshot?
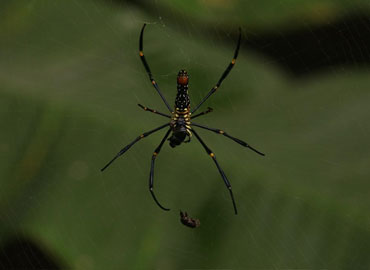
[177,69,189,85]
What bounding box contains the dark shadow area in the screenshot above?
[111,0,370,77]
[0,236,63,270]
[248,14,370,76]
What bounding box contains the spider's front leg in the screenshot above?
[139,24,172,112]
[192,28,241,114]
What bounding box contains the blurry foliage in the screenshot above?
[130,0,370,30]
[0,0,370,269]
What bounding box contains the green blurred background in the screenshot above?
[1,0,370,269]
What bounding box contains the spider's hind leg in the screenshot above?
[191,122,265,156]
[149,128,172,211]
[101,123,169,171]
[192,128,238,215]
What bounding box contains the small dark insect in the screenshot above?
[180,211,200,228]
[101,24,265,215]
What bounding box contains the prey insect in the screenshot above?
[180,211,200,228]
[101,24,265,215]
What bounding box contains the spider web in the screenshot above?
[0,0,370,269]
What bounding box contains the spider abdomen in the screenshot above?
[176,70,190,111]
[175,86,190,111]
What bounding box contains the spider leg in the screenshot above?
[149,128,172,211]
[191,28,241,114]
[101,123,169,172]
[183,129,192,143]
[192,128,238,215]
[191,122,265,156]
[138,104,171,118]
[190,107,213,120]
[139,24,173,113]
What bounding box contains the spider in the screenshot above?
[101,24,265,215]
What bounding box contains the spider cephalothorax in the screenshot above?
[101,24,265,215]
[168,110,192,147]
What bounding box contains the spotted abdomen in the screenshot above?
[175,86,190,111]
[176,70,190,111]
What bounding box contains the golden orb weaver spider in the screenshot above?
[101,24,265,215]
